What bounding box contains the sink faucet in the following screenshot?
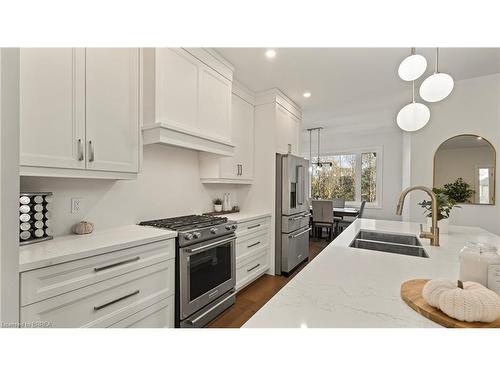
[395,186,440,246]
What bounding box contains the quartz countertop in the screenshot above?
[243,219,500,328]
[19,225,177,272]
[216,211,271,223]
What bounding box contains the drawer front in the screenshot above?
[235,217,270,238]
[21,260,174,328]
[21,239,175,306]
[235,229,269,263]
[281,228,309,273]
[236,249,269,291]
[282,213,311,233]
[110,295,174,328]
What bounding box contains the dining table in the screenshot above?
[309,206,360,218]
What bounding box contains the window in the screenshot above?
[310,149,382,207]
[311,154,356,201]
[361,152,377,203]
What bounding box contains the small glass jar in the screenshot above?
[459,242,500,287]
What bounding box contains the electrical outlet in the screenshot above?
[71,198,83,213]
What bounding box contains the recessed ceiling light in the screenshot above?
[265,49,276,59]
[303,92,311,98]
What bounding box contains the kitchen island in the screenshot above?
[243,219,500,328]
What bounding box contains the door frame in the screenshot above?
[0,48,20,325]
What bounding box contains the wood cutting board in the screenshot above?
[400,279,500,328]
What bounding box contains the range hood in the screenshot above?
[142,122,235,156]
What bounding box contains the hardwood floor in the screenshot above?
[207,238,330,328]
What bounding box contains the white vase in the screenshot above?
[214,204,223,212]
[427,217,449,234]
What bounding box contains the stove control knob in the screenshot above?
[210,227,218,234]
[231,224,237,230]
[184,233,194,241]
[193,232,201,239]
[225,225,232,230]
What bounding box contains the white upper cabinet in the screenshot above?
[198,66,232,141]
[19,48,140,179]
[20,48,85,170]
[142,48,235,156]
[199,85,255,184]
[276,103,301,155]
[85,48,139,173]
[155,48,199,131]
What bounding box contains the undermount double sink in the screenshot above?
[349,230,429,258]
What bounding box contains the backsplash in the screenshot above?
[21,144,246,237]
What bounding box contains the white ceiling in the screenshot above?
[216,48,500,131]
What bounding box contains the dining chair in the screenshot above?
[338,201,366,232]
[332,197,345,208]
[311,200,337,240]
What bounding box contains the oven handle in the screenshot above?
[289,227,311,238]
[186,291,235,326]
[185,236,235,254]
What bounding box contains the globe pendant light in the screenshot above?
[397,81,430,132]
[398,47,427,81]
[420,48,454,102]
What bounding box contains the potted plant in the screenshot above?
[442,177,475,203]
[418,188,459,234]
[213,198,223,212]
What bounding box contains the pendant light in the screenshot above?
[398,48,427,81]
[397,81,430,132]
[307,127,332,171]
[420,48,454,102]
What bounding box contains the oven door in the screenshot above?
[179,235,236,319]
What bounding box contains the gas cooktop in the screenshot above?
[139,215,237,246]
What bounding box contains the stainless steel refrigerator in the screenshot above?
[275,153,311,276]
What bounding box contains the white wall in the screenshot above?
[21,144,245,236]
[301,127,404,221]
[406,73,500,234]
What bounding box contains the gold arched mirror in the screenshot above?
[434,135,496,205]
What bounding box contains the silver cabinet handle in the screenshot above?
[248,224,260,230]
[247,241,261,248]
[186,236,235,254]
[290,216,304,221]
[289,227,311,238]
[247,263,260,272]
[94,256,140,272]
[93,290,139,311]
[186,292,235,326]
[88,140,95,162]
[240,164,243,176]
[77,139,84,161]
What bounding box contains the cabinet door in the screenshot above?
[276,104,290,154]
[234,94,254,179]
[198,66,232,141]
[85,48,139,173]
[155,48,199,131]
[288,112,300,154]
[20,48,85,169]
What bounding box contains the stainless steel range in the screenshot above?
[139,215,237,328]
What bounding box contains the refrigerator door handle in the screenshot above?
[296,165,304,205]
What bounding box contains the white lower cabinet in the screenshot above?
[234,216,271,291]
[20,239,175,328]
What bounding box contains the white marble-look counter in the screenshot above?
[243,219,500,328]
[19,225,177,272]
[216,212,271,223]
